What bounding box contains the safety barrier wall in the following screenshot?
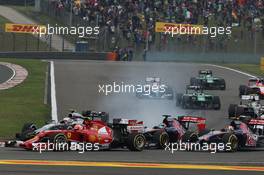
[146,52,262,64]
[0,52,262,64]
[0,52,109,60]
[0,0,34,5]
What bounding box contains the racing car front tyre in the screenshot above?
[127,133,146,151]
[223,133,238,152]
[228,104,244,119]
[153,131,169,149]
[51,133,69,151]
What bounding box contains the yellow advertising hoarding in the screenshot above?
[155,22,203,34]
[5,23,46,34]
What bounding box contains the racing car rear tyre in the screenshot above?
[176,93,183,107]
[153,131,169,149]
[239,85,248,97]
[127,133,146,151]
[182,96,190,109]
[220,79,226,90]
[198,129,211,137]
[212,96,221,110]
[190,77,198,86]
[181,131,199,143]
[223,133,238,152]
[21,123,37,133]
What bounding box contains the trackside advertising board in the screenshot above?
[155,22,203,34]
[5,23,46,34]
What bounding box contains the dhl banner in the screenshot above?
[5,23,46,34]
[155,22,203,34]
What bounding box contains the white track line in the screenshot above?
[5,65,16,83]
[50,61,58,122]
[0,62,28,90]
[206,64,256,78]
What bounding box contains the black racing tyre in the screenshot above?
[19,130,36,141]
[257,138,264,147]
[222,133,238,152]
[198,128,211,137]
[239,85,248,97]
[51,133,69,151]
[228,104,238,118]
[176,93,183,107]
[21,123,37,133]
[220,79,226,90]
[212,96,221,110]
[182,96,190,109]
[153,131,170,149]
[228,104,245,118]
[190,77,198,85]
[181,131,199,143]
[127,133,146,151]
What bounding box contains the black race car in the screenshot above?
[228,95,263,119]
[182,119,264,152]
[144,115,207,148]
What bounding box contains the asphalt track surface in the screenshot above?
[1,165,263,175]
[0,60,262,175]
[0,65,13,84]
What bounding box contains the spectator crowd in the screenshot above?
[50,0,264,54]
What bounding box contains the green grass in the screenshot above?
[221,64,264,76]
[0,58,50,139]
[0,15,51,52]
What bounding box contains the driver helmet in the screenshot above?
[61,117,71,124]
[227,125,234,131]
[74,124,83,130]
[82,110,92,117]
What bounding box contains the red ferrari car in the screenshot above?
[7,117,146,152]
